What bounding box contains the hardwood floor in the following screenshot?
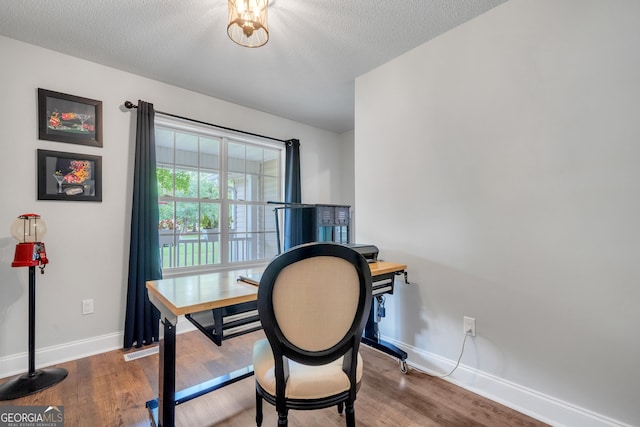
[0,330,548,427]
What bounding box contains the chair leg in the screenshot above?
[255,391,263,426]
[337,402,344,414]
[277,411,288,426]
[345,402,355,427]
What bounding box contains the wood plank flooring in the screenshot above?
[0,330,548,427]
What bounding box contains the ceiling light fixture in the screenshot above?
[227,0,269,48]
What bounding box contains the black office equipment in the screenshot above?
[269,202,351,253]
[347,243,379,262]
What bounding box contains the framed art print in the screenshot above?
[38,88,103,147]
[37,149,102,202]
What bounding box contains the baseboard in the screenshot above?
[0,316,198,380]
[0,331,123,379]
[379,336,631,427]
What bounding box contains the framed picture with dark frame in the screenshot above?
[38,88,103,147]
[37,149,102,202]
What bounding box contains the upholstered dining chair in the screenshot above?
[253,242,373,427]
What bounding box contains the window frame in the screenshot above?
[154,114,284,276]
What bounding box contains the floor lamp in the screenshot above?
[0,214,67,400]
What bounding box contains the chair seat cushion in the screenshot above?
[253,338,363,400]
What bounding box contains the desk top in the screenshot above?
[147,262,406,317]
[369,261,407,276]
[147,268,262,316]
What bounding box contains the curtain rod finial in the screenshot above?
[124,101,137,109]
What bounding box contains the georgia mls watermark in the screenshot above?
[0,406,64,427]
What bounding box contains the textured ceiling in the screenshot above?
[0,0,506,133]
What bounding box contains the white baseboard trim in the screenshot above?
[0,331,123,379]
[0,315,198,380]
[380,336,630,427]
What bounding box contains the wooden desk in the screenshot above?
[146,262,407,427]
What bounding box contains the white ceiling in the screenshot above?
[0,0,506,133]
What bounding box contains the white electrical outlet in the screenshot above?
[82,299,94,315]
[463,316,476,336]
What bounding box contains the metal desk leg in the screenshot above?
[146,293,179,427]
[158,317,176,426]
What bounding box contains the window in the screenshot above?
[155,115,282,272]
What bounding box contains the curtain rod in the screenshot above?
[123,100,291,144]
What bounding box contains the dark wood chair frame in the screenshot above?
[255,242,373,426]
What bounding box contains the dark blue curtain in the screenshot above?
[123,101,162,349]
[283,139,314,250]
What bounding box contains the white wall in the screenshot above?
[339,130,356,235]
[339,130,355,206]
[0,36,345,374]
[355,0,639,426]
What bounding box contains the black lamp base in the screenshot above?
[0,368,68,401]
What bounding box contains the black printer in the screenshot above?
[347,243,379,262]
